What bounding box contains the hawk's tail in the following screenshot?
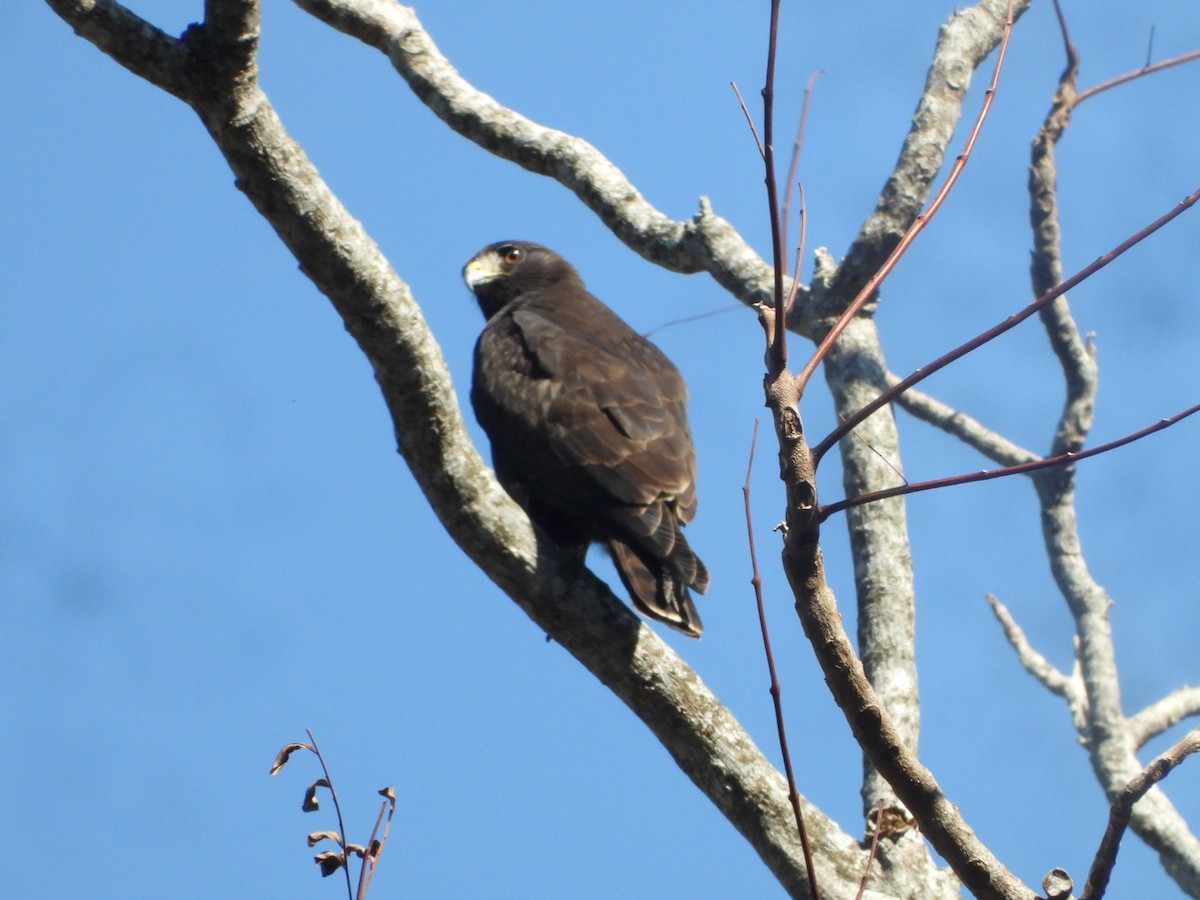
[607,539,706,638]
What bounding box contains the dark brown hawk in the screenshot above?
[463,241,709,637]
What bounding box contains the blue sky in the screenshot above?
[4,2,1200,897]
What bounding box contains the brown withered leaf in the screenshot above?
[313,851,344,878]
[269,742,312,776]
[378,785,396,811]
[306,830,342,848]
[303,778,331,812]
[345,843,366,859]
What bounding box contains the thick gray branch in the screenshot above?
[808,0,1028,832]
[1023,40,1200,895]
[289,0,800,313]
[42,1,891,896]
[44,0,189,97]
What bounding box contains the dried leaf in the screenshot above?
[313,851,344,878]
[269,742,311,776]
[345,843,366,859]
[367,839,382,860]
[303,778,331,812]
[378,785,396,812]
[306,830,342,848]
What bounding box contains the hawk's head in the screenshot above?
[463,241,581,319]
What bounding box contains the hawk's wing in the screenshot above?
[474,298,698,524]
[471,280,710,635]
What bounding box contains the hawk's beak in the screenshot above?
[463,255,503,292]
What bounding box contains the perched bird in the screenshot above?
[463,241,709,637]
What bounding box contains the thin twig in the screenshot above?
[306,729,356,900]
[854,801,886,900]
[355,788,396,899]
[785,183,809,317]
[731,82,766,160]
[641,303,743,339]
[820,401,1200,520]
[887,374,1036,468]
[781,72,821,267]
[354,800,387,899]
[1076,47,1200,106]
[794,0,1016,397]
[762,0,788,372]
[742,420,820,900]
[813,184,1200,465]
[986,595,1073,696]
[1080,727,1200,899]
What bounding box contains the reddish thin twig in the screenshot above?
[1076,47,1200,106]
[811,183,1200,465]
[742,420,819,899]
[762,0,789,372]
[819,400,1200,521]
[1049,0,1076,61]
[785,183,809,317]
[854,801,886,900]
[355,789,396,900]
[794,0,1016,397]
[781,71,821,267]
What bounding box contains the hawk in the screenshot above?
[463,241,709,637]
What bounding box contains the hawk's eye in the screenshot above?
[500,246,524,266]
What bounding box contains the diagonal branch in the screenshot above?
[289,0,796,312]
[886,375,1037,468]
[1128,688,1200,750]
[43,1,870,896]
[794,0,1016,397]
[812,186,1200,466]
[1081,728,1200,900]
[820,403,1200,521]
[987,595,1085,711]
[816,0,1032,313]
[43,0,189,97]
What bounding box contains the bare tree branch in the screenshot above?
[820,403,1200,521]
[775,455,1036,900]
[987,595,1086,715]
[1076,48,1200,106]
[743,421,820,898]
[886,374,1037,468]
[1081,728,1200,900]
[1025,16,1200,892]
[1129,688,1200,750]
[288,0,796,311]
[796,0,1016,397]
[44,0,189,97]
[808,0,1027,838]
[750,301,1033,898]
[1027,8,1096,460]
[816,0,1032,309]
[42,3,889,897]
